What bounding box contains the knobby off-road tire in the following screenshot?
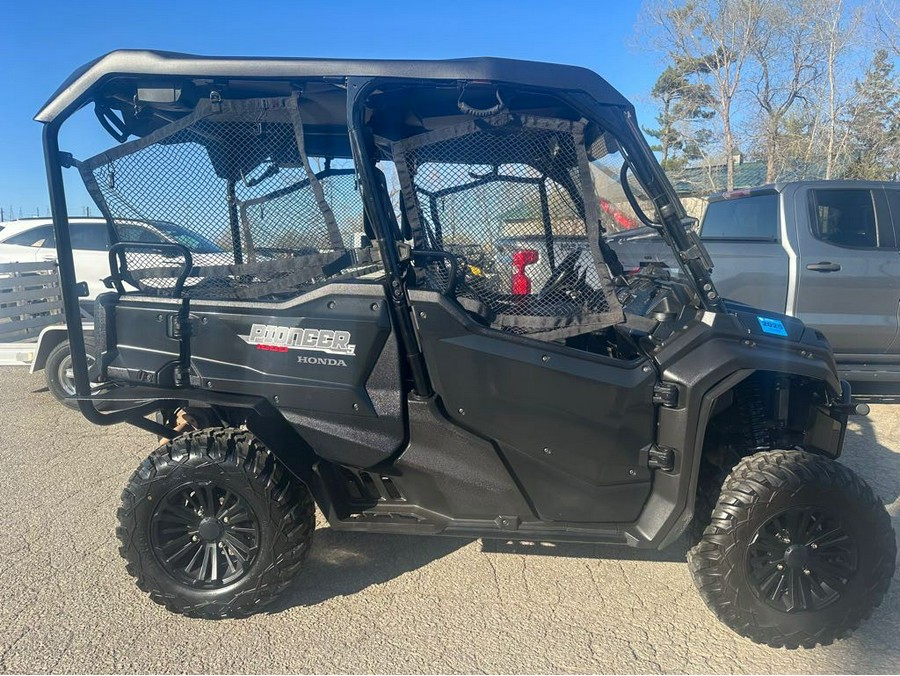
[690,463,732,545]
[45,337,95,408]
[117,428,315,619]
[688,450,895,648]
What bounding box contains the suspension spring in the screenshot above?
[735,377,770,451]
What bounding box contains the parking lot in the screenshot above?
[0,367,897,674]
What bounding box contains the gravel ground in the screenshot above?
[0,367,897,674]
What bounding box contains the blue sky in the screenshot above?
[0,0,661,219]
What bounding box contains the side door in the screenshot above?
[700,191,789,312]
[792,186,900,355]
[409,294,657,525]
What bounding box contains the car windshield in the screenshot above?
[148,221,223,254]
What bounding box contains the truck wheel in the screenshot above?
[116,428,315,619]
[45,338,95,408]
[688,450,895,648]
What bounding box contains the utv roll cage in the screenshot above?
[37,50,721,438]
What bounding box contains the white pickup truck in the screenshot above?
[609,180,900,394]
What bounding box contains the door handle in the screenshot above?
[806,261,841,272]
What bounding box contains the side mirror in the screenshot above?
[75,281,90,297]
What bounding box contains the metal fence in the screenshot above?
[0,261,64,342]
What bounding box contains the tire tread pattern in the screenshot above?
[688,450,896,648]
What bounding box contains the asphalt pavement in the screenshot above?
[0,368,898,674]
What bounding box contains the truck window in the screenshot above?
[700,194,778,240]
[810,189,879,248]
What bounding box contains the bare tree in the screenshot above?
[874,0,900,57]
[645,0,765,189]
[809,0,862,178]
[750,1,820,182]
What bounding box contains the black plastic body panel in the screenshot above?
[105,282,406,467]
[391,398,535,520]
[408,290,656,523]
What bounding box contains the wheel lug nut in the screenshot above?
[192,535,198,542]
[223,517,229,523]
[810,543,818,550]
[776,563,784,570]
[803,568,811,576]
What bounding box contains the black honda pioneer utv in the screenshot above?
[38,51,894,647]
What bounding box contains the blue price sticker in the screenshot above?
[757,316,788,337]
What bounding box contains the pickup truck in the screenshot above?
[608,180,900,394]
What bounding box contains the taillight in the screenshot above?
[511,248,538,295]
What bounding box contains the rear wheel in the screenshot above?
[44,338,95,408]
[117,428,315,618]
[688,450,895,648]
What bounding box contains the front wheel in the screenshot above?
[117,428,315,618]
[688,450,895,648]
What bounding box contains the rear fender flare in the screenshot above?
[30,323,94,373]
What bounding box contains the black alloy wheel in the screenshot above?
[150,481,261,589]
[745,506,858,613]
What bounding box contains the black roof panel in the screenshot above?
[36,49,632,123]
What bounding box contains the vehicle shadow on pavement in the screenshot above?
[269,528,471,611]
[841,413,900,507]
[831,414,900,672]
[271,530,690,613]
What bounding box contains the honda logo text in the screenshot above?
[297,355,348,367]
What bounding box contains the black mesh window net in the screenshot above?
[79,95,375,300]
[393,114,623,341]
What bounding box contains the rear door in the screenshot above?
[793,186,900,354]
[700,191,789,313]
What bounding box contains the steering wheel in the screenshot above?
[538,248,583,299]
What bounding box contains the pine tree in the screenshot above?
[643,58,716,170]
[844,49,900,179]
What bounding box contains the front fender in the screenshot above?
[626,310,842,549]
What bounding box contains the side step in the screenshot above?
[838,363,900,398]
[328,502,628,545]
